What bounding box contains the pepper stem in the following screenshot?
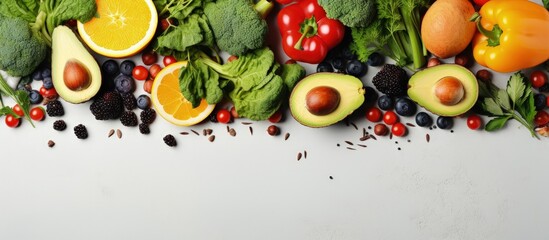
[294,25,312,50]
[470,12,503,47]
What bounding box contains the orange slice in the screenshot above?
[151,61,215,126]
[76,0,158,58]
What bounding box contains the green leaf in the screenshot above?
[496,89,511,110]
[506,72,526,106]
[481,98,504,116]
[0,106,18,117]
[485,116,511,132]
[544,0,549,10]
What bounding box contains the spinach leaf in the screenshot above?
[0,0,39,23]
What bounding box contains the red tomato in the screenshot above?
[391,122,407,137]
[132,65,149,80]
[466,114,483,130]
[366,107,382,122]
[216,109,232,124]
[30,107,45,121]
[534,110,549,127]
[5,114,20,128]
[12,104,24,117]
[268,109,283,123]
[530,70,548,89]
[473,0,490,7]
[230,106,239,119]
[39,86,47,95]
[383,111,399,125]
[163,55,177,67]
[43,88,58,99]
[149,64,162,79]
[141,51,158,65]
[160,18,174,31]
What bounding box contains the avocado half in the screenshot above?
[52,26,101,104]
[408,64,478,117]
[289,73,365,128]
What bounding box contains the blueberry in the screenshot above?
[136,94,151,110]
[415,112,433,127]
[115,74,135,93]
[436,116,454,130]
[395,98,417,116]
[102,59,120,78]
[341,47,356,60]
[346,60,367,77]
[32,69,43,81]
[377,95,394,110]
[364,86,378,106]
[367,52,385,66]
[41,68,51,78]
[43,77,53,89]
[316,62,334,72]
[119,60,136,76]
[29,90,43,104]
[331,58,346,71]
[534,93,546,111]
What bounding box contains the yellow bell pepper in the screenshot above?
[470,0,549,73]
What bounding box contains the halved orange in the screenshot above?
[151,61,215,126]
[76,0,158,58]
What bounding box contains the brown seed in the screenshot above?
[347,147,356,150]
[249,126,253,135]
[229,128,237,136]
[357,144,367,148]
[203,128,213,136]
[208,135,215,142]
[284,133,290,140]
[359,135,370,141]
[297,152,302,161]
[108,129,115,138]
[426,133,431,142]
[242,122,253,125]
[47,140,55,148]
[180,131,189,135]
[116,129,122,139]
[226,125,230,132]
[476,69,492,83]
[406,123,416,127]
[345,141,354,145]
[374,124,389,136]
[304,150,307,159]
[427,57,442,67]
[350,122,358,130]
[191,129,199,136]
[370,135,377,140]
[267,125,280,136]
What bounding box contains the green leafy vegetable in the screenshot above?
[318,0,376,28]
[543,0,549,10]
[0,75,33,127]
[477,72,538,138]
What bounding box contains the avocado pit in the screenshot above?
[305,86,341,116]
[63,59,91,91]
[433,76,464,106]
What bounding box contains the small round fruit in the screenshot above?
[434,76,464,106]
[29,90,43,104]
[466,114,483,130]
[5,114,20,128]
[391,122,407,137]
[534,93,546,111]
[228,55,238,63]
[395,98,417,117]
[436,116,454,129]
[374,123,389,136]
[476,69,492,82]
[216,109,232,124]
[119,60,136,76]
[367,52,384,67]
[30,107,45,121]
[267,125,280,136]
[102,60,120,78]
[316,62,334,73]
[427,57,442,67]
[534,110,549,127]
[115,74,136,93]
[148,64,162,79]
[305,86,341,116]
[377,95,394,110]
[230,106,239,119]
[366,107,382,122]
[132,65,149,80]
[12,104,24,117]
[268,110,283,123]
[43,77,54,89]
[141,51,158,65]
[136,94,151,110]
[531,70,548,89]
[415,112,433,127]
[41,68,52,78]
[143,79,153,93]
[383,111,399,125]
[160,18,174,31]
[163,55,177,67]
[43,88,58,99]
[346,60,366,77]
[331,58,345,71]
[454,52,472,68]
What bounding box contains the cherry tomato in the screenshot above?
[227,55,238,63]
[141,51,158,65]
[163,55,177,67]
[534,110,549,127]
[160,18,175,31]
[149,64,162,79]
[268,109,283,123]
[132,65,149,80]
[30,107,45,121]
[230,106,239,119]
[5,114,20,128]
[216,109,232,124]
[39,86,47,95]
[466,114,483,130]
[12,104,24,117]
[43,88,58,99]
[383,111,399,125]
[391,122,407,137]
[530,70,548,89]
[473,0,490,7]
[366,107,382,122]
[143,79,154,94]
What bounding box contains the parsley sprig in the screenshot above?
[0,75,34,127]
[478,72,537,139]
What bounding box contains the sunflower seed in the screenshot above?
[116,129,122,139]
[108,129,115,138]
[47,140,55,148]
[208,135,215,142]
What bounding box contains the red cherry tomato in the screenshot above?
[227,55,238,63]
[12,104,24,117]
[230,106,239,119]
[383,111,399,125]
[141,51,158,65]
[366,107,382,122]
[466,114,483,130]
[43,88,58,99]
[39,86,47,95]
[391,122,407,137]
[534,110,549,127]
[132,65,149,80]
[163,55,177,67]
[268,109,283,123]
[160,18,175,31]
[5,114,20,128]
[473,0,490,7]
[30,107,45,121]
[216,109,232,124]
[149,64,162,79]
[530,70,548,89]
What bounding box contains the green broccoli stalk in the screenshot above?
[203,0,274,56]
[318,0,377,28]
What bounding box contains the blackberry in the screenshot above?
[163,134,177,147]
[372,64,409,96]
[140,108,156,124]
[46,100,64,117]
[53,120,67,131]
[120,111,138,127]
[90,91,124,120]
[74,124,88,139]
[539,83,549,93]
[139,123,150,134]
[121,92,137,110]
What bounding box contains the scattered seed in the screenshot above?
[406,123,416,127]
[359,135,370,141]
[362,128,367,136]
[337,143,340,147]
[203,128,213,136]
[389,133,393,139]
[226,125,230,132]
[47,140,55,148]
[426,133,431,142]
[344,118,350,126]
[345,141,354,146]
[297,152,302,161]
[357,144,367,148]
[304,150,307,159]
[208,135,215,142]
[180,131,189,135]
[398,147,401,151]
[116,129,122,139]
[108,129,115,138]
[329,176,333,180]
[370,135,377,140]
[191,129,199,136]
[249,126,253,135]
[347,147,356,150]
[242,122,253,125]
[284,132,290,140]
[350,122,358,130]
[407,139,411,143]
[229,128,236,137]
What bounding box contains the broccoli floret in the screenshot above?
[318,0,376,28]
[204,0,273,56]
[0,15,47,77]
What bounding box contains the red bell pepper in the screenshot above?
[277,0,345,64]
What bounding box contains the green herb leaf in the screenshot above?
[496,89,511,110]
[485,115,511,132]
[506,72,526,106]
[543,0,549,10]
[0,105,18,117]
[481,98,504,116]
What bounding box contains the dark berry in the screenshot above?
[120,111,138,127]
[136,94,151,110]
[534,93,546,111]
[101,60,120,78]
[32,69,43,81]
[395,98,417,117]
[74,124,88,139]
[436,116,454,130]
[43,77,53,89]
[163,134,177,147]
[316,62,333,73]
[121,92,137,110]
[539,83,549,93]
[41,68,51,78]
[341,47,356,60]
[53,120,67,131]
[115,74,135,93]
[46,100,64,117]
[346,60,366,77]
[140,108,156,124]
[331,58,345,71]
[139,123,150,134]
[415,112,433,127]
[29,90,43,104]
[367,52,384,66]
[377,95,394,110]
[119,60,136,76]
